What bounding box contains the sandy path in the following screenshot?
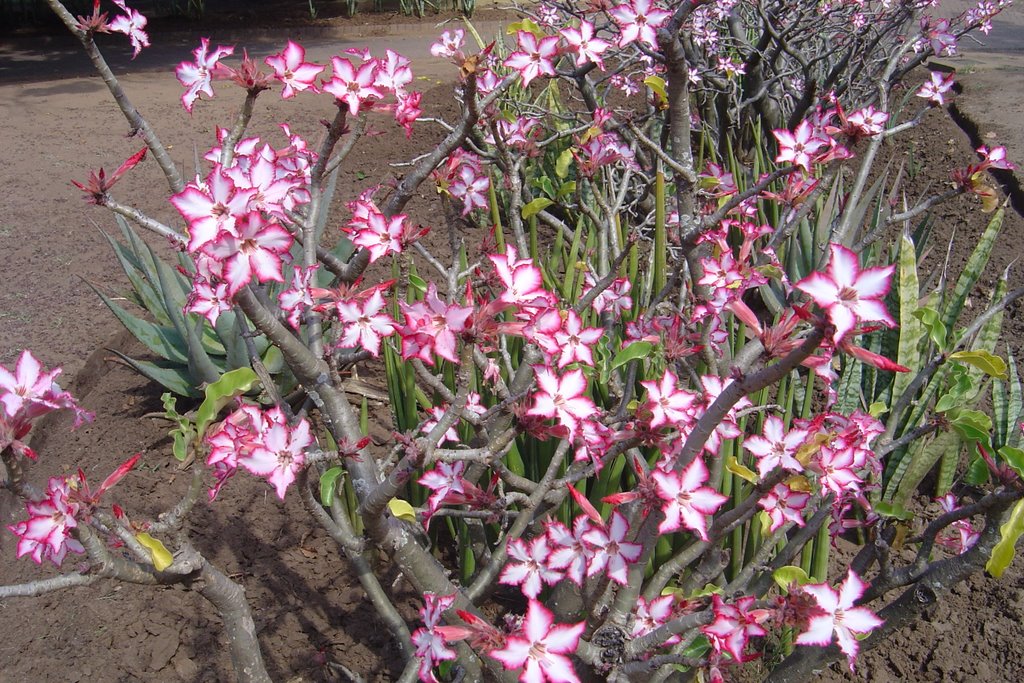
[0,17,507,375]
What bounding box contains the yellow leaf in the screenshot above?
[726,456,759,484]
[136,532,174,571]
[795,432,831,466]
[506,18,543,38]
[388,498,418,524]
[786,475,812,493]
[868,401,888,418]
[643,75,668,107]
[987,498,1024,578]
[949,350,1009,380]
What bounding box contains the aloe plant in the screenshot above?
[93,215,288,397]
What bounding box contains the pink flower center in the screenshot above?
[838,286,860,304]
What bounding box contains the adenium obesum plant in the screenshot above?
[6,1,1024,682]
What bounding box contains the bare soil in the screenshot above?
[2,5,1024,682]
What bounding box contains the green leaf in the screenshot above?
[874,501,914,521]
[941,208,1004,339]
[319,467,345,506]
[556,181,576,198]
[408,274,428,295]
[772,566,812,592]
[868,401,888,418]
[986,498,1024,578]
[965,454,990,485]
[136,533,174,571]
[112,353,201,398]
[894,430,960,508]
[1007,350,1024,449]
[91,286,189,364]
[892,231,924,402]
[688,583,722,599]
[611,341,654,370]
[161,392,195,462]
[999,446,1024,480]
[948,350,1008,381]
[951,410,993,447]
[912,306,947,350]
[195,367,259,441]
[521,197,554,219]
[679,634,711,660]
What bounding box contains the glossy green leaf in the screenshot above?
[161,392,195,462]
[951,410,993,447]
[966,453,990,485]
[772,566,812,592]
[611,341,654,370]
[521,197,554,219]
[319,467,345,506]
[999,446,1024,480]
[987,498,1024,578]
[912,306,947,350]
[195,367,260,441]
[408,274,428,295]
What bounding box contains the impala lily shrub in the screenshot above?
[5,1,1024,682]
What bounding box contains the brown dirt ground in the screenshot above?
[2,5,1024,682]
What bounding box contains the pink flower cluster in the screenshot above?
[7,475,85,566]
[1,350,92,460]
[205,404,313,499]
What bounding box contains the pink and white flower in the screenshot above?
[175,38,234,113]
[743,416,808,478]
[916,71,956,106]
[490,600,584,683]
[610,0,672,50]
[203,211,293,295]
[652,458,729,540]
[264,40,324,98]
[335,290,397,357]
[323,57,382,115]
[796,570,883,671]
[504,31,560,87]
[561,21,610,70]
[411,592,457,683]
[236,407,312,499]
[795,243,896,344]
[108,2,149,58]
[500,536,561,599]
[773,120,828,173]
[758,482,811,533]
[581,510,643,584]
